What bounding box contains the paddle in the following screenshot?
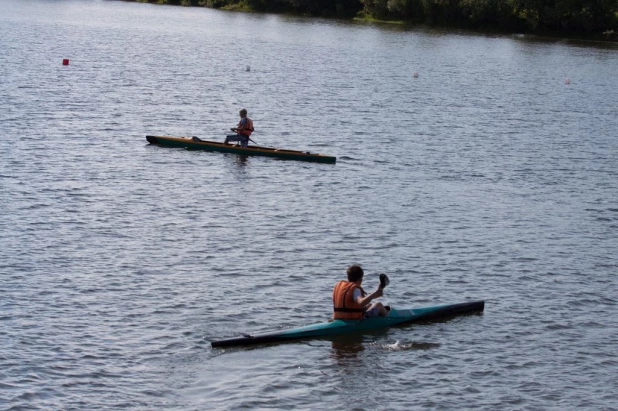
[379,274,391,314]
[379,273,390,289]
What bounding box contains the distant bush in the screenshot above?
[127,0,618,38]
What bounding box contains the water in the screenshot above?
[1,0,617,409]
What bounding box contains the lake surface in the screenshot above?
[1,0,617,409]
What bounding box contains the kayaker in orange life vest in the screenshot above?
[333,264,390,320]
[224,108,254,147]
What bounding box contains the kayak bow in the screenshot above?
[211,300,484,348]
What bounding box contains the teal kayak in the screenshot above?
[211,300,484,348]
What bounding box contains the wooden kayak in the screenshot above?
[146,135,336,164]
[211,300,484,348]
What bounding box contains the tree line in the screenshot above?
[132,0,617,40]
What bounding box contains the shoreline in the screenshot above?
[119,0,618,43]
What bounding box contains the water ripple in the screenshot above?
[2,0,618,410]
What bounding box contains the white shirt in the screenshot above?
[352,288,362,303]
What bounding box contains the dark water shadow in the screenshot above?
[219,152,250,167]
[326,329,441,360]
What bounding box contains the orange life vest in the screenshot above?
[238,117,254,137]
[332,280,366,320]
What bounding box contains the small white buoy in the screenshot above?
[413,72,419,78]
[565,77,570,84]
[246,65,251,72]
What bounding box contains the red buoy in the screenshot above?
[62,59,70,66]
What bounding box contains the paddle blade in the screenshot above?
[379,273,390,288]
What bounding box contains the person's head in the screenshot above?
[347,264,364,283]
[239,108,247,118]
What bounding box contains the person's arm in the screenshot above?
[231,118,247,132]
[355,286,383,307]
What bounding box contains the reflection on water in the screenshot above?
[234,154,249,165]
[329,331,441,363]
[330,334,367,364]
